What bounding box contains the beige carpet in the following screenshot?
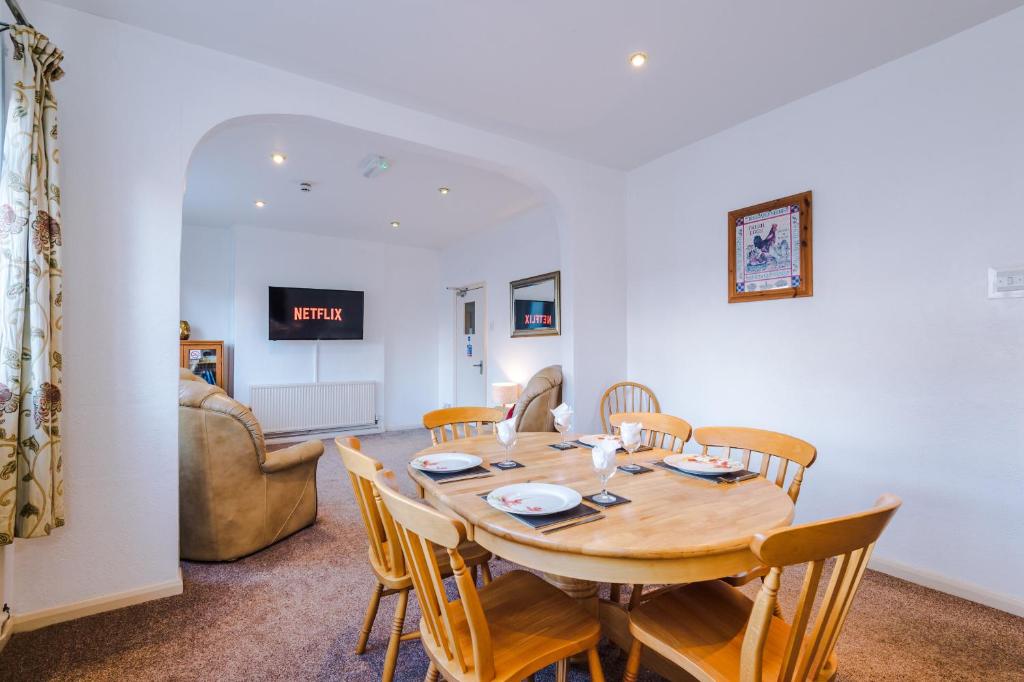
[2,429,1022,681]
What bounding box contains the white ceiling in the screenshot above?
[183,115,542,249]
[45,0,1024,169]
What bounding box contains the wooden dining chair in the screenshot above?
[373,468,606,682]
[336,437,493,682]
[609,411,692,453]
[599,382,659,434]
[608,411,693,607]
[423,406,505,446]
[692,426,818,589]
[623,494,901,682]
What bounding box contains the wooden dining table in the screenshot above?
[409,431,795,678]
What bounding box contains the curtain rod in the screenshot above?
[3,0,30,27]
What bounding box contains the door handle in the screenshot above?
[472,361,483,374]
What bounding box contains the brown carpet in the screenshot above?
[2,429,1022,681]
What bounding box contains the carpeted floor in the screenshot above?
[3,429,1023,681]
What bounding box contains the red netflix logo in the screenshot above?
[523,314,552,325]
[293,306,343,321]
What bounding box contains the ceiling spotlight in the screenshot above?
[254,200,266,208]
[438,187,450,195]
[271,152,287,164]
[390,220,400,228]
[629,51,648,68]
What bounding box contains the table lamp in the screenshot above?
[491,382,520,409]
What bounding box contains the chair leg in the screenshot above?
[609,583,621,603]
[587,646,606,682]
[382,588,409,682]
[355,582,384,654]
[424,662,439,682]
[480,561,493,585]
[628,584,645,610]
[623,640,643,682]
[555,658,568,682]
[470,564,479,584]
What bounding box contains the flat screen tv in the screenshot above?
[268,286,364,340]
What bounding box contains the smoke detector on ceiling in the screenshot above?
[360,155,392,179]
[299,182,312,192]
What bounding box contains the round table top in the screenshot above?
[410,433,794,574]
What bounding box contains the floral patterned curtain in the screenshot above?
[0,28,65,546]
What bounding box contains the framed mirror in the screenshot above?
[510,271,560,337]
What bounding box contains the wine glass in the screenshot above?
[554,415,571,446]
[591,446,618,504]
[495,422,518,468]
[620,422,643,472]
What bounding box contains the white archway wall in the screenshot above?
[9,1,625,618]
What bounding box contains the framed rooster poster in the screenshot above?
[728,190,813,303]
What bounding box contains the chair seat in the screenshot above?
[422,570,601,682]
[629,580,836,682]
[721,564,771,587]
[371,540,491,589]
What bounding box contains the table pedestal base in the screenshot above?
[542,573,695,681]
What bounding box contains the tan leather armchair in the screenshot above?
[179,378,324,561]
[511,365,563,431]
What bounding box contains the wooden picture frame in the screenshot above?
[509,271,561,337]
[728,191,813,303]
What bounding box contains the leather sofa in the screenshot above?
[511,365,563,432]
[178,376,324,561]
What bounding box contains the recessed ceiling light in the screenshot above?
[254,200,266,208]
[271,152,287,164]
[438,187,450,195]
[629,51,648,68]
[390,220,400,228]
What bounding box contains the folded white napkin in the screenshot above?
[620,421,643,447]
[496,417,517,445]
[550,402,573,428]
[591,438,618,469]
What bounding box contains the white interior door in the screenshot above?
[454,286,486,406]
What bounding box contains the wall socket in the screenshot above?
[988,266,1024,299]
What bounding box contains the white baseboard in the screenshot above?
[869,556,1024,617]
[12,569,183,633]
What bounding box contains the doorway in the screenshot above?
[453,283,487,406]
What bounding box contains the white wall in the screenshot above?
[232,226,439,430]
[180,224,235,392]
[438,206,563,406]
[627,8,1024,612]
[179,224,234,344]
[9,0,624,621]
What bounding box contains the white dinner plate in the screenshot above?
[664,453,744,475]
[410,452,483,473]
[579,434,622,448]
[486,483,583,516]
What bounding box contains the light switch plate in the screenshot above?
[988,266,1024,298]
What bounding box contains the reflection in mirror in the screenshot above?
[510,271,560,337]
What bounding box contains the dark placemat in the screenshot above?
[573,440,653,454]
[618,464,653,475]
[415,464,491,482]
[583,492,632,508]
[548,442,578,451]
[477,493,600,529]
[491,460,526,470]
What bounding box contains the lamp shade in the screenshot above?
[491,382,520,406]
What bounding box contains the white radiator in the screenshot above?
[250,381,377,435]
